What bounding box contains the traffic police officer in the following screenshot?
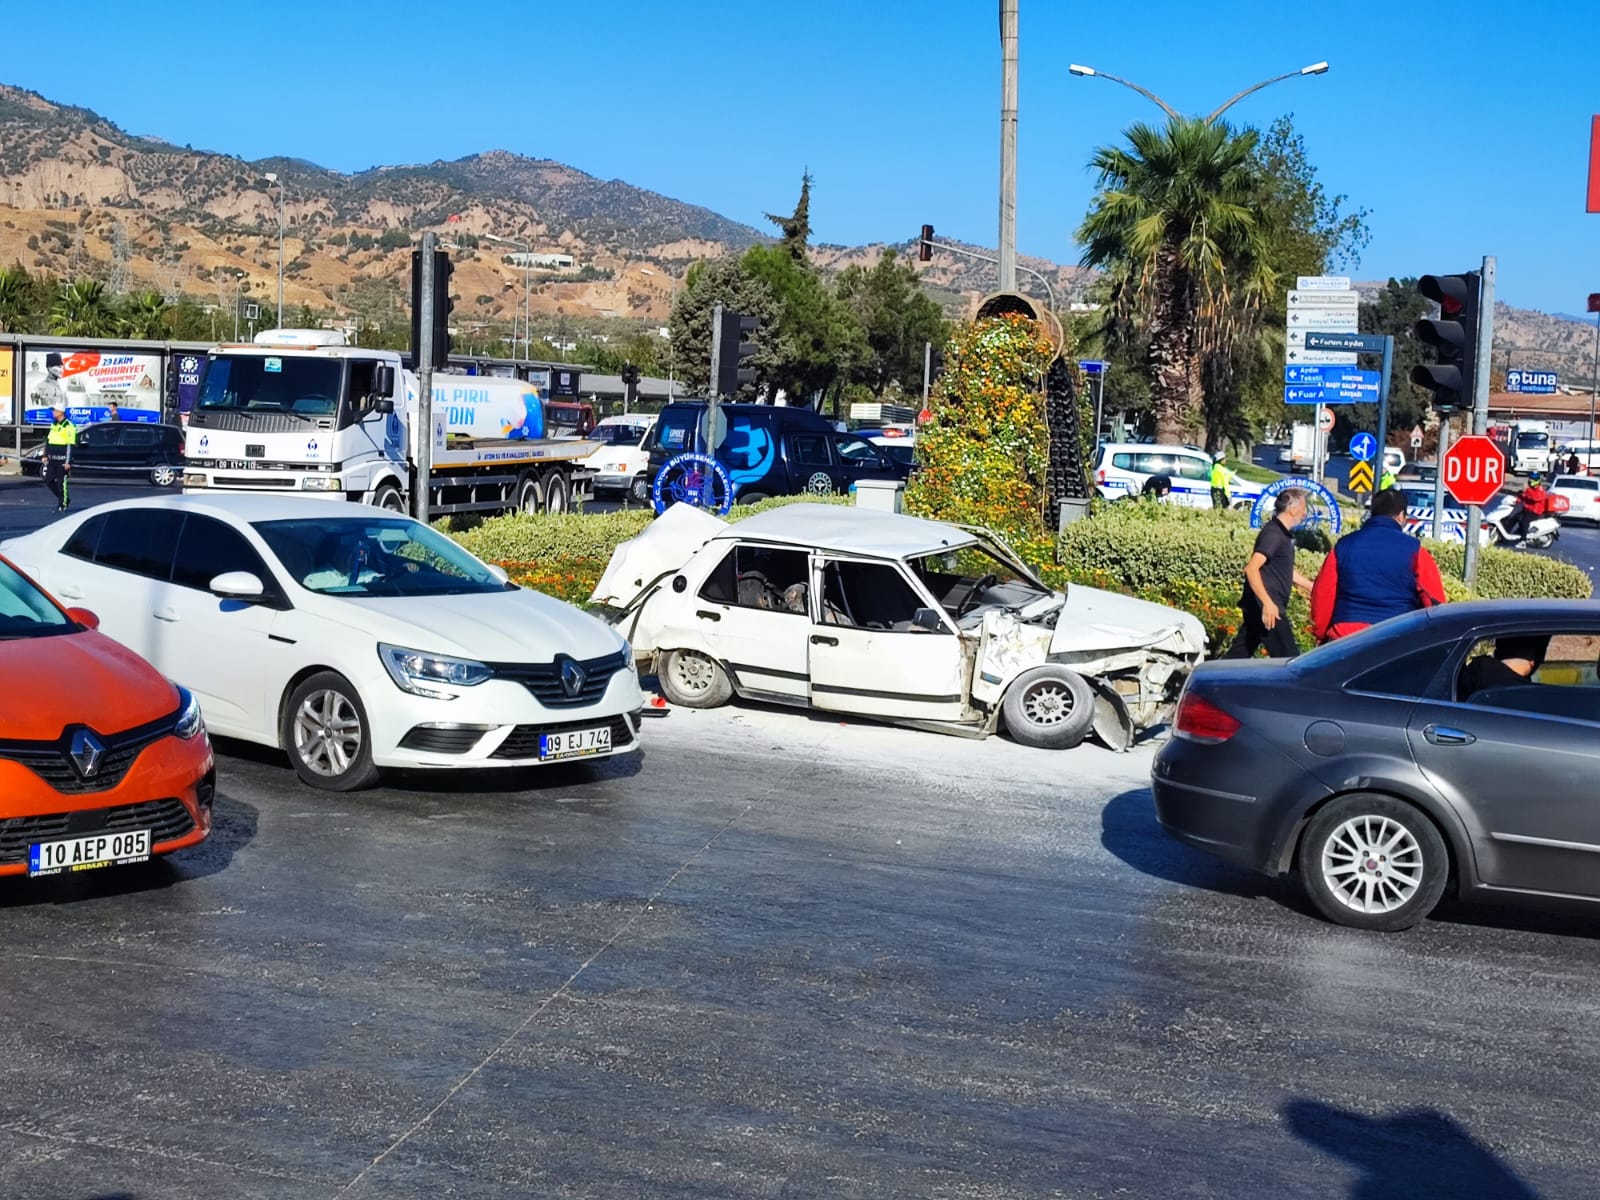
[1209,452,1237,511]
[43,402,77,511]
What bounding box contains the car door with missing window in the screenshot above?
[808,555,967,722]
[691,543,811,704]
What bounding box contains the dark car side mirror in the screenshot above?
[912,607,946,632]
[372,397,395,414]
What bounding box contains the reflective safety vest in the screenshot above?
[1210,462,1232,489]
[1380,470,1396,490]
[44,419,77,461]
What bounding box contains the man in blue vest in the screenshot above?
[1310,488,1447,642]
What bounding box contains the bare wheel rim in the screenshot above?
[1320,815,1425,914]
[1020,680,1074,728]
[293,690,363,777]
[669,651,715,696]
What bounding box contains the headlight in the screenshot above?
[301,476,343,490]
[379,643,491,700]
[174,686,205,740]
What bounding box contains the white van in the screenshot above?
[1094,443,1263,509]
[1554,439,1600,473]
[581,414,657,500]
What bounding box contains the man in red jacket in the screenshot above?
[1311,489,1448,643]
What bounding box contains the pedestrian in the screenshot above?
[1140,473,1173,501]
[42,402,77,512]
[1379,465,1396,491]
[1310,488,1447,643]
[1566,452,1581,477]
[106,399,122,421]
[1223,488,1313,659]
[1209,451,1237,511]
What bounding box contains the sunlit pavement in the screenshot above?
[0,701,1593,1198]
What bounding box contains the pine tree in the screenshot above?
[764,171,813,262]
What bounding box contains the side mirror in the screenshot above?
[372,397,395,415]
[66,607,99,630]
[484,563,511,586]
[210,570,268,602]
[373,365,396,398]
[912,607,945,633]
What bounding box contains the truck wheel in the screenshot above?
[542,469,569,514]
[657,649,733,709]
[516,473,543,515]
[281,671,381,791]
[1001,665,1095,750]
[370,482,406,513]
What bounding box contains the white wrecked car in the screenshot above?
[591,503,1205,751]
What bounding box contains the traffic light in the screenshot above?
[1411,272,1481,413]
[410,247,454,367]
[619,362,641,387]
[918,224,934,263]
[715,310,759,397]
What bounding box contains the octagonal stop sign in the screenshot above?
[1443,435,1505,507]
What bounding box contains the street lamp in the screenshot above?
[264,172,285,327]
[480,232,532,360]
[1067,61,1328,124]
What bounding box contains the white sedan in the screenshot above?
[2,495,644,791]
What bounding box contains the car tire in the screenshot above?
[735,491,770,506]
[657,649,733,709]
[370,482,406,513]
[281,671,382,792]
[630,474,651,503]
[1001,665,1095,750]
[1297,794,1449,932]
[150,464,179,487]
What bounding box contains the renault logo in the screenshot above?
[559,659,586,697]
[70,730,106,778]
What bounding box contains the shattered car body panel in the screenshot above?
[593,503,1206,749]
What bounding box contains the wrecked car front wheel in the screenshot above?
[658,649,734,709]
[1002,665,1095,750]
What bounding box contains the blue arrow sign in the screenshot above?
[1304,331,1387,353]
[1283,366,1382,389]
[1078,360,1106,375]
[1284,385,1367,405]
[1349,432,1378,463]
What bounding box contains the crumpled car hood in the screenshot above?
[1050,582,1207,659]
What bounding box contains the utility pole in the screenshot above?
[1462,255,1496,589]
[922,341,933,408]
[415,231,437,524]
[997,0,1019,293]
[1589,295,1600,451]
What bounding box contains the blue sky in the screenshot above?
[5,0,1597,313]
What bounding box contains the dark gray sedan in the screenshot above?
[1152,600,1600,930]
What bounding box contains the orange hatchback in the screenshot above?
[0,555,213,879]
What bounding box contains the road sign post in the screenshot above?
[1464,258,1496,589]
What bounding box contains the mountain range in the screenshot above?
[0,81,1592,385]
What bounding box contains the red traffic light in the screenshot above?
[1418,273,1475,317]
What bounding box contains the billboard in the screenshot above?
[0,347,13,425]
[24,349,164,425]
[174,351,204,422]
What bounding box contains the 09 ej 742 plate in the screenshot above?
[29,830,151,877]
[538,726,612,761]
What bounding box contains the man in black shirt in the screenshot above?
[1223,488,1313,659]
[1457,635,1547,700]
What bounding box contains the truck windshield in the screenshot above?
[197,355,342,419]
[253,518,508,598]
[1517,433,1549,449]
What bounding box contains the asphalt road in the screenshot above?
[2,703,1597,1199]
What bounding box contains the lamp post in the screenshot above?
[481,232,532,359]
[263,173,285,327]
[918,233,1056,313]
[1066,61,1329,124]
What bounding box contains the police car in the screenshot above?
[1093,443,1263,509]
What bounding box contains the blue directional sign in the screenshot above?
[1078,360,1106,376]
[1349,432,1378,463]
[1284,366,1382,390]
[1506,369,1558,394]
[1304,332,1387,353]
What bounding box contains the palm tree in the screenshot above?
[1078,118,1271,443]
[0,267,31,333]
[120,289,170,339]
[50,278,118,338]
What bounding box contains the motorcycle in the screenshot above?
[1485,503,1561,549]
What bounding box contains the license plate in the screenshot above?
[538,726,611,761]
[214,459,249,470]
[29,829,151,877]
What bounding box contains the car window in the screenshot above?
[699,545,810,614]
[1455,633,1600,720]
[790,433,830,468]
[833,435,882,465]
[254,517,505,597]
[79,426,118,450]
[1111,453,1135,470]
[820,560,927,631]
[0,559,73,639]
[1346,643,1455,699]
[656,410,693,452]
[63,514,108,563]
[121,426,158,448]
[1134,453,1174,476]
[1174,454,1213,481]
[93,509,184,580]
[1559,478,1599,491]
[172,515,274,593]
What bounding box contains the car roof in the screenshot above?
[62,493,414,526]
[714,503,975,558]
[1101,443,1212,456]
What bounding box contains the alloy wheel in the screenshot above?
[1020,680,1074,728]
[1320,815,1424,914]
[293,689,364,778]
